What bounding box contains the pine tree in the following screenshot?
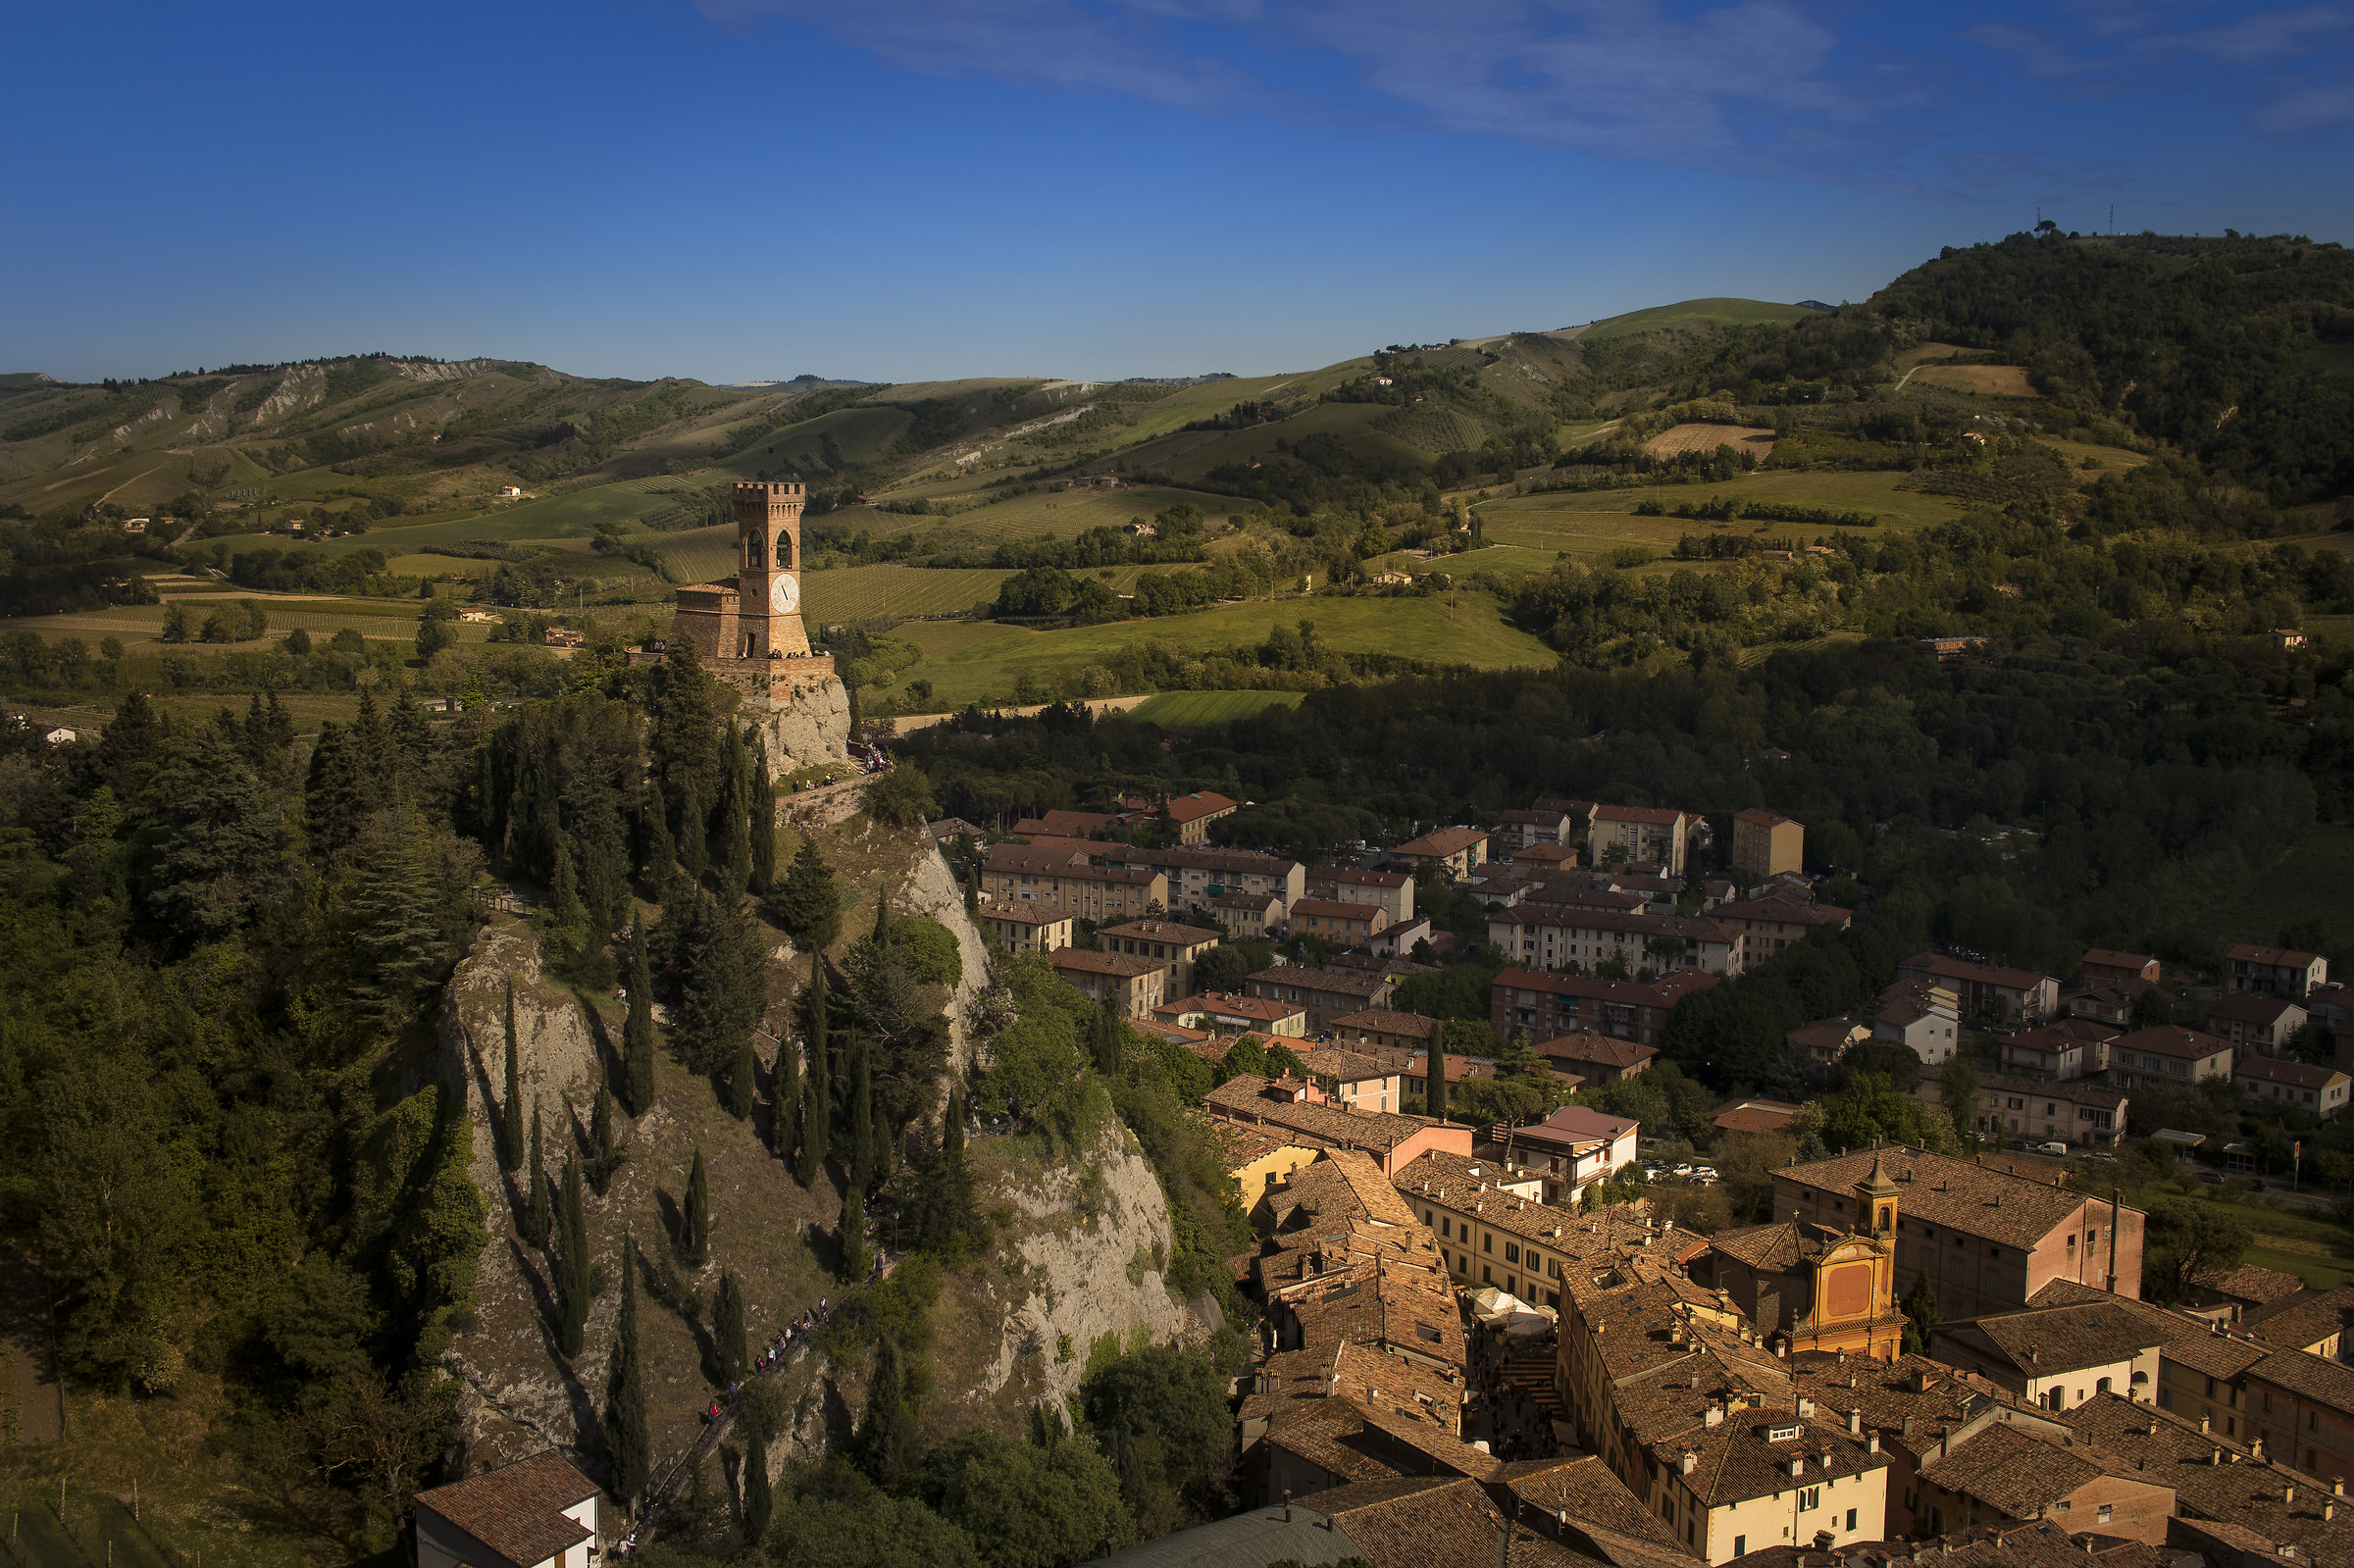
[501,984,525,1171]
[742,1431,773,1545]
[622,937,657,1116]
[303,720,369,855]
[682,1147,710,1268]
[726,1033,757,1121]
[609,1237,650,1508]
[795,958,829,1186]
[713,1270,746,1383]
[522,1102,551,1248]
[764,838,843,952]
[682,890,761,1077]
[838,1180,867,1281]
[555,1153,589,1358]
[859,1337,909,1488]
[748,739,777,895]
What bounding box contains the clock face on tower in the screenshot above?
[769,574,799,616]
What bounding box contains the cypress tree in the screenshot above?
[764,838,843,952]
[555,1153,589,1359]
[643,781,678,886]
[795,958,829,1185]
[522,1102,551,1248]
[622,937,657,1116]
[726,1033,757,1121]
[676,775,710,881]
[859,1338,909,1488]
[589,1072,620,1196]
[609,1237,650,1508]
[848,1033,874,1196]
[682,1146,710,1268]
[713,1270,746,1383]
[838,1180,867,1281]
[748,741,776,894]
[773,1004,800,1164]
[1093,998,1122,1075]
[742,1431,773,1545]
[501,983,525,1171]
[719,739,753,896]
[682,890,761,1077]
[1428,1031,1450,1123]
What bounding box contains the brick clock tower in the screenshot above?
[658,481,833,697]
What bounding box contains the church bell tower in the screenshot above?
[733,481,810,659]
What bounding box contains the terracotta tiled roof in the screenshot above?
[413,1451,596,1568]
[2248,1344,2354,1412]
[1776,1146,2122,1251]
[2054,1391,2354,1559]
[1292,898,1385,922]
[1049,947,1164,978]
[1490,1452,1688,1554]
[2107,1025,2231,1061]
[1331,1009,1441,1041]
[2195,1263,2308,1307]
[978,897,1069,926]
[2235,1057,2342,1088]
[1302,1476,1590,1568]
[1308,868,1412,889]
[1097,918,1222,944]
[1789,1351,2018,1446]
[1533,1032,1658,1070]
[1935,1303,2162,1377]
[1298,1045,1396,1086]
[2228,943,2322,968]
[1252,966,1394,998]
[1714,1105,1799,1134]
[1162,790,1237,824]
[2243,1288,2354,1353]
[1394,826,1488,857]
[1917,1421,2114,1519]
[2206,992,2305,1026]
[1592,804,1690,826]
[1733,808,1793,827]
[1207,1074,1440,1154]
[2025,1281,2272,1381]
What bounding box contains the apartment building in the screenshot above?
[1930,1303,2162,1411]
[2206,992,2310,1056]
[1095,918,1220,998]
[1491,968,1716,1047]
[1391,826,1489,878]
[976,897,1074,954]
[1161,789,1237,844]
[1103,843,1305,915]
[1896,952,2059,1026]
[1295,1045,1402,1115]
[2233,1056,2351,1115]
[1999,1019,2118,1081]
[1208,890,1284,940]
[2228,943,2328,1000]
[980,844,1167,923]
[1302,866,1415,923]
[1048,947,1166,1018]
[1153,991,1307,1038]
[1709,895,1852,963]
[1204,1074,1471,1175]
[1327,1008,1442,1057]
[1246,965,1395,1033]
[1486,903,1745,977]
[2082,950,2161,985]
[1730,809,1804,882]
[1288,898,1390,945]
[1588,805,1696,877]
[1498,805,1577,849]
[1874,977,1962,1065]
[2107,1025,2234,1088]
[1933,1068,2129,1148]
[1500,1105,1640,1203]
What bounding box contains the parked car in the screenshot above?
[2198,1171,2226,1186]
[2033,1141,2068,1157]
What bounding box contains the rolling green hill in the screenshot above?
[1578,297,1824,340]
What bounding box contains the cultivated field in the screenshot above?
[847,484,1245,544]
[1909,365,2039,397]
[803,565,1013,624]
[888,591,1555,709]
[1479,470,1967,552]
[1642,424,1776,459]
[1123,689,1305,727]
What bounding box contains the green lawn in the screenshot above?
[1579,297,1819,340]
[1124,689,1305,727]
[892,591,1554,708]
[1480,470,1968,551]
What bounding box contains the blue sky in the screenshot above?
[6,0,2350,384]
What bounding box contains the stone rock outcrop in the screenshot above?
[754,678,852,776]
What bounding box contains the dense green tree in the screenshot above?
[139,727,283,942]
[767,838,844,952]
[589,1073,622,1196]
[623,937,658,1116]
[1900,1275,1941,1357]
[849,1033,875,1194]
[682,1146,711,1269]
[919,1429,1134,1567]
[1092,1000,1123,1075]
[742,1432,774,1544]
[719,735,754,894]
[680,891,763,1077]
[2143,1196,2252,1302]
[749,740,777,893]
[763,1487,981,1568]
[859,1336,913,1489]
[609,1238,650,1508]
[1081,1343,1238,1529]
[713,1270,746,1384]
[501,984,525,1172]
[798,958,831,1186]
[839,1182,868,1280]
[727,1033,758,1121]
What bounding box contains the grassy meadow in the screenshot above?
[1124,689,1305,727]
[1578,298,1819,340]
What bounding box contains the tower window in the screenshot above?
[747,533,765,570]
[776,531,793,568]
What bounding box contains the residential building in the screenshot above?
[1011,807,1119,836]
[1303,866,1415,923]
[1462,871,1527,908]
[1401,1049,1497,1104]
[1553,1264,1892,1565]
[1690,1155,1906,1359]
[1289,898,1390,945]
[2242,1347,2354,1482]
[1934,1068,2129,1148]
[2243,1288,2354,1359]
[1708,896,1851,963]
[2027,1280,2270,1439]
[2234,1055,2351,1116]
[1534,1032,1657,1085]
[1874,978,1961,1065]
[1103,843,1305,915]
[1787,1019,1869,1071]
[2081,950,2161,985]
[2207,992,2310,1056]
[2194,1263,2309,1322]
[1507,841,1581,875]
[1911,1420,2175,1544]
[1261,1398,1501,1511]
[1392,1149,1593,1308]
[1500,1105,1639,1202]
[1486,1452,1706,1567]
[1785,1352,2038,1541]
[1328,1008,1442,1057]
[1492,968,1716,1047]
[1588,805,1696,877]
[1391,826,1489,878]
[2056,1391,2354,1564]
[980,844,1167,923]
[414,1451,599,1568]
[1368,915,1432,957]
[1930,1302,2162,1410]
[1498,805,1577,849]
[1731,809,1805,882]
[2000,1019,2118,1081]
[1209,889,1283,939]
[2107,1026,2233,1088]
[1247,966,1395,1034]
[2228,943,2328,1000]
[2061,978,2156,1027]
[1161,789,1238,844]
[1772,1147,2148,1319]
[1281,1477,1579,1568]
[924,816,984,844]
[1297,1045,1403,1116]
[1713,1100,1803,1136]
[1487,903,1745,978]
[976,897,1074,954]
[1095,918,1220,997]
[1215,1124,1320,1200]
[1049,947,1166,1018]
[1896,953,2059,1026]
[1206,1075,1471,1175]
[1154,991,1307,1037]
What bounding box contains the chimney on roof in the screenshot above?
[1868,1432,1881,1454]
[1849,1409,1864,1436]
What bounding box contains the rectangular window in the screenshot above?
[1733,1539,1745,1558]
[1506,1243,1520,1264]
[1846,1509,1857,1533]
[1484,1235,1493,1253]
[1800,1488,1819,1512]
[2097,1505,2113,1525]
